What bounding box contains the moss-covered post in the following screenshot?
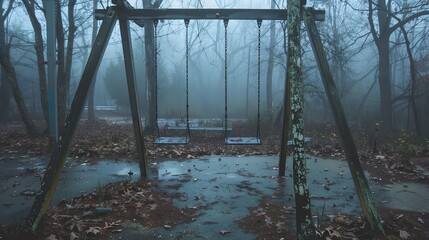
[287,0,316,239]
[26,7,118,232]
[303,8,384,234]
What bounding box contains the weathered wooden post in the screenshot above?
[118,11,148,178]
[26,7,119,231]
[288,0,316,239]
[303,8,385,234]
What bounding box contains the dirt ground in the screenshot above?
[0,120,428,239]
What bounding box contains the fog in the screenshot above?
[3,0,429,135]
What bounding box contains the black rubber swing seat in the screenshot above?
[225,137,261,145]
[154,137,189,145]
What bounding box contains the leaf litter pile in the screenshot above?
[32,180,198,240]
[238,198,428,240]
[1,120,429,239]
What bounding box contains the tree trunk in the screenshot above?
[143,18,156,134]
[0,63,10,121]
[369,0,429,133]
[0,45,37,135]
[278,71,291,176]
[65,0,77,104]
[88,0,98,121]
[287,1,316,239]
[0,0,13,122]
[22,0,49,124]
[266,0,276,122]
[400,26,421,136]
[55,0,76,131]
[279,16,291,177]
[55,0,66,131]
[0,1,10,121]
[377,37,393,132]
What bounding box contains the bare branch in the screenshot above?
[388,10,429,35]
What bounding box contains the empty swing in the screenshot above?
[224,19,262,145]
[154,19,191,145]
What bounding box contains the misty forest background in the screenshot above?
[0,0,428,139]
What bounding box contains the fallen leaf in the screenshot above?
[417,217,424,224]
[70,232,78,240]
[68,222,83,232]
[111,229,123,233]
[219,230,231,235]
[45,234,57,240]
[21,190,36,196]
[399,230,411,239]
[86,227,101,235]
[82,210,93,217]
[123,188,133,197]
[396,214,404,220]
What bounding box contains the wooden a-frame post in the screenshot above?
[118,10,148,178]
[26,6,149,231]
[303,8,385,234]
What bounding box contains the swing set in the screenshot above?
[27,0,384,234]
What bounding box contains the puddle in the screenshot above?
[375,182,429,212]
[0,155,428,238]
[144,156,360,239]
[145,156,429,239]
[0,158,140,224]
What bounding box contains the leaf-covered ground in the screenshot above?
[0,120,428,239]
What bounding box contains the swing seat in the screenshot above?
[225,137,261,145]
[154,137,189,145]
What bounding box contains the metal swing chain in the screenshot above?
[185,19,190,139]
[154,19,160,138]
[257,19,262,139]
[224,19,229,139]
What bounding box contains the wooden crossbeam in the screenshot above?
[95,8,325,22]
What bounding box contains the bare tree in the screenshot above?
[368,0,429,132]
[0,0,13,121]
[0,35,38,135]
[266,0,276,122]
[400,25,421,135]
[88,0,98,121]
[56,0,77,130]
[22,0,49,124]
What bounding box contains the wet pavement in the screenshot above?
[0,156,139,224]
[1,155,428,239]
